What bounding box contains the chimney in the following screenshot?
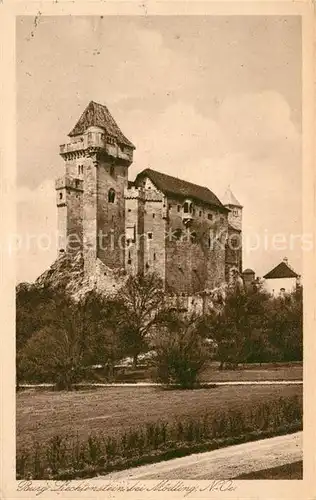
[283,257,288,265]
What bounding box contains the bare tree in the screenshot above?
[113,272,165,367]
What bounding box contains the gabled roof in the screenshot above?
[263,261,298,279]
[223,186,242,208]
[68,101,135,148]
[135,168,228,211]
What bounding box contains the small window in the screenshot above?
[147,232,153,240]
[231,237,239,249]
[153,213,155,219]
[199,210,202,217]
[126,226,135,243]
[110,166,115,176]
[190,231,197,243]
[233,209,238,217]
[208,213,213,221]
[177,205,181,212]
[108,189,115,203]
[128,208,131,212]
[183,202,189,214]
[153,252,156,261]
[127,251,132,265]
[168,204,172,210]
[59,192,63,200]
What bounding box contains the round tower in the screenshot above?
[223,186,243,279]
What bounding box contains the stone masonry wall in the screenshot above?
[143,197,166,283]
[225,227,242,280]
[125,190,145,275]
[83,156,98,275]
[67,188,83,254]
[96,159,128,270]
[56,174,83,255]
[165,196,228,294]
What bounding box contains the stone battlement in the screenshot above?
[55,176,84,192]
[124,186,163,201]
[60,130,133,164]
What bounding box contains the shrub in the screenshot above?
[153,313,211,388]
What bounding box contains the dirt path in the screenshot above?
[99,432,302,480]
[20,380,303,388]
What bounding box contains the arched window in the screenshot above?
[183,202,189,214]
[231,237,239,249]
[190,231,197,243]
[108,189,115,203]
[183,200,193,214]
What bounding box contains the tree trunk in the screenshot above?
[133,353,138,368]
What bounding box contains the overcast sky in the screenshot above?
[16,15,302,283]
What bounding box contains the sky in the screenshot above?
[16,15,303,283]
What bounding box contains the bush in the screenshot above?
[153,313,211,388]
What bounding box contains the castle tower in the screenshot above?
[223,186,242,231]
[56,101,135,275]
[223,186,243,279]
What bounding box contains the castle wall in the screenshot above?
[125,190,145,275]
[165,196,228,293]
[227,205,242,231]
[83,157,98,274]
[96,160,128,269]
[143,197,166,282]
[67,188,83,253]
[56,175,83,255]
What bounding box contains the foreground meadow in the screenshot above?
[17,384,302,453]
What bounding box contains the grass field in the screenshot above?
[235,460,303,479]
[200,362,302,382]
[16,384,302,456]
[112,362,303,384]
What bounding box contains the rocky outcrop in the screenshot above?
[35,251,127,301]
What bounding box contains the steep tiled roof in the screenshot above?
[263,261,298,279]
[68,101,135,148]
[135,168,228,211]
[223,186,242,207]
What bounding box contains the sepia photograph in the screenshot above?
[10,9,311,490]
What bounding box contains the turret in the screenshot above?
[222,186,243,231]
[223,186,243,278]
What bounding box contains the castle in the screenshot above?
[56,101,243,295]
